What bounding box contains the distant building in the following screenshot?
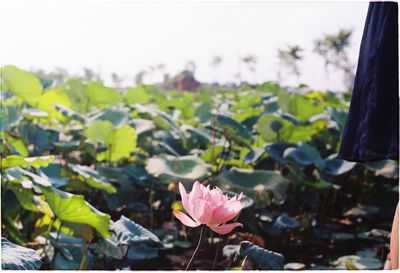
[162,70,200,91]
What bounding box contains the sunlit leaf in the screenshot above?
[1,155,55,169]
[96,125,137,162]
[5,133,28,156]
[125,86,150,104]
[1,65,43,106]
[37,89,72,121]
[40,187,111,238]
[279,94,326,122]
[85,82,122,109]
[85,121,137,162]
[84,120,114,145]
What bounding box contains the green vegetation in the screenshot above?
[1,65,397,270]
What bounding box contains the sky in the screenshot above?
[1,0,369,91]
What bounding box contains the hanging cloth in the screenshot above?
[338,1,399,162]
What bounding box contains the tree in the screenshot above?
[210,56,222,83]
[135,70,146,85]
[277,45,303,83]
[242,54,258,83]
[83,68,100,82]
[111,72,126,88]
[313,29,355,90]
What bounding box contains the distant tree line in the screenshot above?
[32,29,355,92]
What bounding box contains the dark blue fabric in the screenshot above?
[338,2,398,162]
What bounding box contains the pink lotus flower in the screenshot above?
[173,181,244,235]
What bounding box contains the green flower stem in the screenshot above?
[42,218,55,258]
[55,221,63,240]
[52,221,63,268]
[185,225,205,271]
[79,244,88,270]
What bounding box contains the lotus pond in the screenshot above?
[1,65,398,270]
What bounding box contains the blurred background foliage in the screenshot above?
[0,28,398,270]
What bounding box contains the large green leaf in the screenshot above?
[214,168,289,204]
[242,148,265,165]
[278,94,326,122]
[112,215,163,247]
[125,86,150,104]
[68,163,116,193]
[280,120,327,143]
[1,65,43,106]
[0,103,23,131]
[231,92,261,111]
[1,237,42,270]
[239,241,284,270]
[257,114,327,144]
[181,124,212,145]
[87,107,129,127]
[40,187,111,238]
[265,142,296,164]
[214,113,254,147]
[5,134,28,156]
[84,120,114,144]
[84,121,137,162]
[135,103,185,139]
[145,155,211,185]
[6,167,52,187]
[200,146,225,163]
[1,155,54,169]
[297,142,326,169]
[37,88,72,121]
[64,79,91,113]
[194,102,213,123]
[283,143,326,169]
[283,147,313,167]
[97,125,137,162]
[271,213,301,232]
[130,119,156,135]
[18,124,59,154]
[85,82,122,109]
[92,236,128,260]
[256,114,291,142]
[53,104,85,123]
[330,108,348,129]
[39,163,69,188]
[8,183,40,212]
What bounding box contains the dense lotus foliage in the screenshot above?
[1,65,398,270]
